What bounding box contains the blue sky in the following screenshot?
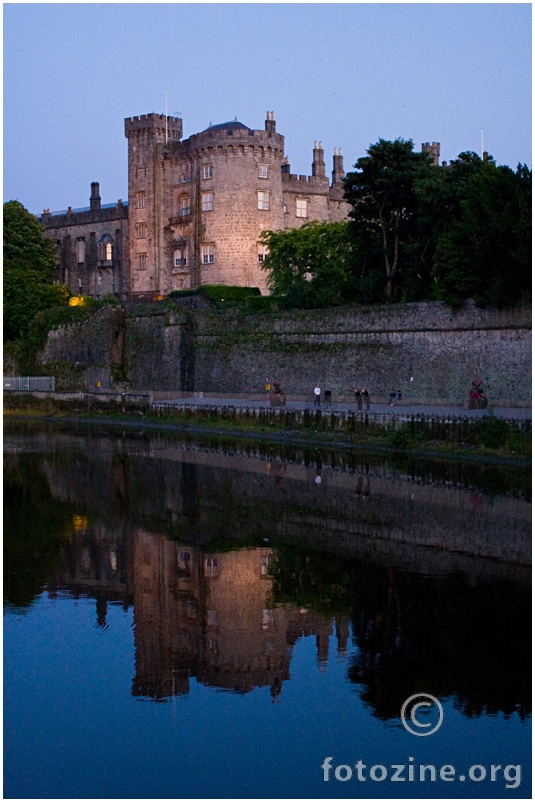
[3,3,532,214]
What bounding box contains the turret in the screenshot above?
[312,141,325,177]
[332,148,344,184]
[421,141,440,166]
[281,156,291,175]
[124,113,182,143]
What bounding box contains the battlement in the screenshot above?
[282,173,330,187]
[421,141,440,166]
[125,113,182,141]
[185,126,284,149]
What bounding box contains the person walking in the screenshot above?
[355,389,362,411]
[362,389,370,411]
[314,384,321,406]
[389,389,397,407]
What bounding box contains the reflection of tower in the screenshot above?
[199,548,290,696]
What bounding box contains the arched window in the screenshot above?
[97,233,114,263]
[173,248,188,268]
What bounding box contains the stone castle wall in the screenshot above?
[32,300,531,406]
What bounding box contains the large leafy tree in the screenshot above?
[344,138,435,299]
[3,200,68,341]
[431,160,531,309]
[260,221,356,308]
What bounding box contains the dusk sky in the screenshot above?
[4,3,532,215]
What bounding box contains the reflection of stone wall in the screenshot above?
[36,430,531,575]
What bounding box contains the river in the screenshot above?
[3,418,531,799]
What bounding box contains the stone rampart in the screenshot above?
[30,300,531,406]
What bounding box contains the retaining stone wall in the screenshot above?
[30,300,531,405]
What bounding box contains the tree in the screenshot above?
[431,161,532,309]
[344,139,435,299]
[3,200,68,341]
[260,221,356,308]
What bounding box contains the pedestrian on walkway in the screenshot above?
[355,389,362,410]
[362,389,370,411]
[314,384,321,406]
[389,389,397,406]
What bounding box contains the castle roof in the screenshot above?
[202,120,252,134]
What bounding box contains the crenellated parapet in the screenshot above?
[125,113,182,142]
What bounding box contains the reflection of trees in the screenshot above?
[348,569,531,721]
[4,454,76,607]
[272,547,531,721]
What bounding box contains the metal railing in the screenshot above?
[3,376,55,392]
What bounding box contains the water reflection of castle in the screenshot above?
[50,524,344,701]
[133,531,341,700]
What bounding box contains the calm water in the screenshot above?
[4,419,531,799]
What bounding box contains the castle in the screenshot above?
[40,110,441,299]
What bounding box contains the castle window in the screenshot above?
[258,164,268,179]
[136,192,146,209]
[136,223,147,239]
[137,253,147,270]
[202,164,213,180]
[296,199,308,218]
[97,233,114,263]
[202,192,214,212]
[78,278,83,292]
[178,195,191,216]
[201,244,215,264]
[257,191,270,211]
[258,244,269,263]
[75,239,86,264]
[173,248,187,268]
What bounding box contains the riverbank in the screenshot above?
[4,395,531,467]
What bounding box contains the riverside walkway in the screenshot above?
[152,393,531,421]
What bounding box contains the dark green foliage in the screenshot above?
[259,140,530,312]
[344,138,435,300]
[3,200,70,342]
[432,161,532,309]
[169,284,261,308]
[260,221,357,308]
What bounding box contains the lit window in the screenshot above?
[258,164,268,179]
[296,199,308,218]
[203,165,213,180]
[136,223,146,238]
[257,191,270,210]
[173,249,188,268]
[201,245,215,264]
[138,253,147,270]
[137,192,146,209]
[178,196,191,216]
[202,192,214,212]
[97,234,113,262]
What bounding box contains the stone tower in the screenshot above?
[421,141,441,166]
[124,114,183,296]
